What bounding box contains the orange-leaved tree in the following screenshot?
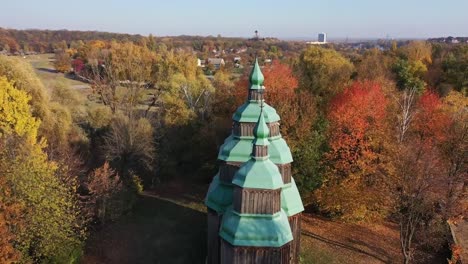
[0,176,22,263]
[317,81,389,221]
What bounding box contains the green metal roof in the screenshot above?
[268,138,293,164]
[249,58,265,90]
[205,174,233,213]
[219,207,293,247]
[218,136,293,164]
[253,108,269,146]
[232,159,284,189]
[232,101,280,123]
[232,109,284,188]
[281,178,305,216]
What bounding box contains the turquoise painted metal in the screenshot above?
[219,207,293,247]
[232,101,280,123]
[281,178,305,216]
[252,108,269,145]
[217,135,292,164]
[205,174,233,213]
[248,58,265,90]
[232,159,284,189]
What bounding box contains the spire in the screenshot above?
[249,58,264,89]
[253,105,269,146]
[252,105,270,159]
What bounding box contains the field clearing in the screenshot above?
[25,53,161,114]
[25,53,91,90]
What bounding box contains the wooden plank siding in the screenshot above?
[221,239,292,264]
[232,121,281,138]
[207,209,222,264]
[248,90,264,101]
[268,122,280,138]
[253,145,268,157]
[233,187,281,214]
[288,213,302,264]
[219,162,242,183]
[277,163,291,184]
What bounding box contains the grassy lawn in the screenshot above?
[25,53,90,90]
[83,194,207,264]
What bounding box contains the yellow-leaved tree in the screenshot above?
[0,76,40,142]
[0,77,84,263]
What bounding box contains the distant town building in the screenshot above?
[306,32,328,45]
[235,47,247,54]
[318,32,327,43]
[207,58,225,69]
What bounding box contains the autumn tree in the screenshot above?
[103,114,155,183]
[87,162,123,223]
[399,41,433,65]
[0,56,76,157]
[204,70,237,146]
[262,61,298,103]
[157,50,215,124]
[439,91,467,218]
[152,49,198,87]
[317,81,389,221]
[86,41,155,114]
[0,76,40,141]
[392,58,427,93]
[389,90,452,264]
[297,46,354,105]
[0,77,84,262]
[0,159,22,264]
[163,73,214,122]
[0,56,51,124]
[442,45,468,94]
[54,49,72,73]
[356,48,394,82]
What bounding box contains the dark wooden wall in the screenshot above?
[233,187,281,214]
[207,209,222,264]
[220,239,291,264]
[289,213,302,264]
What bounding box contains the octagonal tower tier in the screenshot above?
[205,59,304,264]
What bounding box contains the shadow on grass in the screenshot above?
[301,230,391,263]
[37,67,58,73]
[84,195,207,264]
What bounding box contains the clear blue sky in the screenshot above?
[1,0,467,39]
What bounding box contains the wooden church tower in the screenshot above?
[205,59,304,264]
